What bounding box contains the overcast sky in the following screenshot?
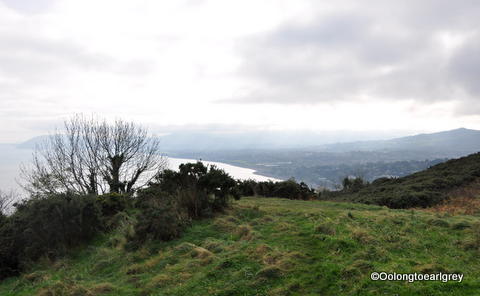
[1,0,480,142]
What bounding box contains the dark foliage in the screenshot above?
[131,162,238,244]
[132,187,189,244]
[153,162,238,218]
[236,178,315,200]
[342,177,367,193]
[0,194,102,279]
[96,192,132,217]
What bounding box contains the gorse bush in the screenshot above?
[0,194,103,279]
[0,215,16,278]
[236,179,315,200]
[154,162,238,218]
[96,192,132,217]
[128,162,240,246]
[132,187,189,243]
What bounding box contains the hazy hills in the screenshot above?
[160,128,480,155]
[316,128,480,156]
[16,128,480,156]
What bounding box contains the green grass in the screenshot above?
[1,197,480,295]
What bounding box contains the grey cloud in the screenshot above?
[448,36,480,96]
[0,30,156,87]
[225,0,480,114]
[267,14,371,48]
[0,32,115,86]
[0,30,156,126]
[394,0,480,31]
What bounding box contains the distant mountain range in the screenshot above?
[316,128,480,155]
[15,128,480,155]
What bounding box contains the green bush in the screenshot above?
[236,179,315,200]
[96,192,132,217]
[176,188,210,219]
[132,187,189,244]
[0,194,103,279]
[154,162,238,219]
[342,177,367,193]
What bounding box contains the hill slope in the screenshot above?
[1,198,479,296]
[328,152,480,208]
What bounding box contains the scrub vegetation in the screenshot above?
[323,152,480,208]
[1,197,480,295]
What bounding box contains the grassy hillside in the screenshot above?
[327,152,480,208]
[1,197,480,296]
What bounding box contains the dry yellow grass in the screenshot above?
[425,179,480,215]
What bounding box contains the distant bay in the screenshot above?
[168,157,282,182]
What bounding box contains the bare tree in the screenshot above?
[21,115,167,195]
[0,190,16,215]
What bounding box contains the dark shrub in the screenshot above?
[342,177,368,193]
[273,179,314,200]
[0,194,102,279]
[0,216,19,278]
[97,192,132,217]
[236,179,257,196]
[154,162,238,219]
[236,179,315,200]
[133,187,189,243]
[176,188,210,219]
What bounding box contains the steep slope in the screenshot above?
[328,152,480,208]
[1,198,479,296]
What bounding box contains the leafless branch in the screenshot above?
[21,114,167,195]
